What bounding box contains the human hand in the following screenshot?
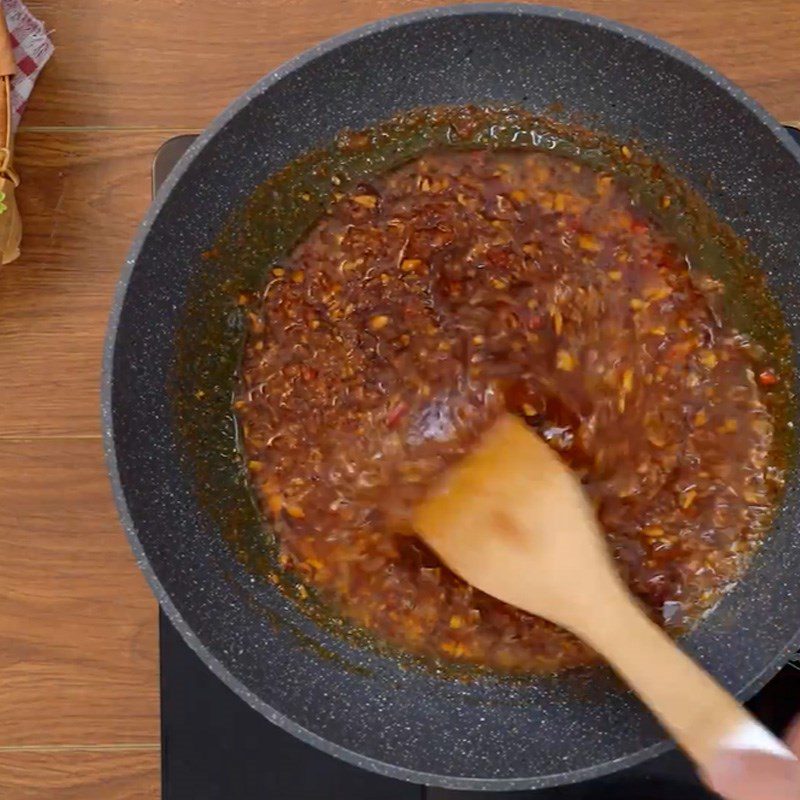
[704,717,800,800]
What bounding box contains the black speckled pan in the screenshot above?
[102,4,800,791]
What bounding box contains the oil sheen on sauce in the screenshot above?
[234,147,783,673]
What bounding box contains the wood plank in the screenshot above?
[0,130,187,437]
[0,129,184,331]
[0,749,159,800]
[0,438,159,746]
[23,0,800,130]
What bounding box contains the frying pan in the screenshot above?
[102,4,800,791]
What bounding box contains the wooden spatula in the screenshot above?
[413,413,795,779]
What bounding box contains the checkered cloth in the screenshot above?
[3,0,52,128]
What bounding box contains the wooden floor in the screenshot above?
[0,1,797,796]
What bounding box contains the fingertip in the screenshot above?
[704,750,800,800]
[785,717,800,758]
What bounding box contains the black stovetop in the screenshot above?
[155,129,800,800]
[159,612,800,800]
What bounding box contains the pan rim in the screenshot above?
[101,3,800,790]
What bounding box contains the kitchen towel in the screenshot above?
[3,0,53,129]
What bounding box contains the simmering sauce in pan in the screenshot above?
[235,148,783,673]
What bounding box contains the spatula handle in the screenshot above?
[571,591,795,773]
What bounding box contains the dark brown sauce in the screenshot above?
[172,105,793,680]
[234,147,784,673]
